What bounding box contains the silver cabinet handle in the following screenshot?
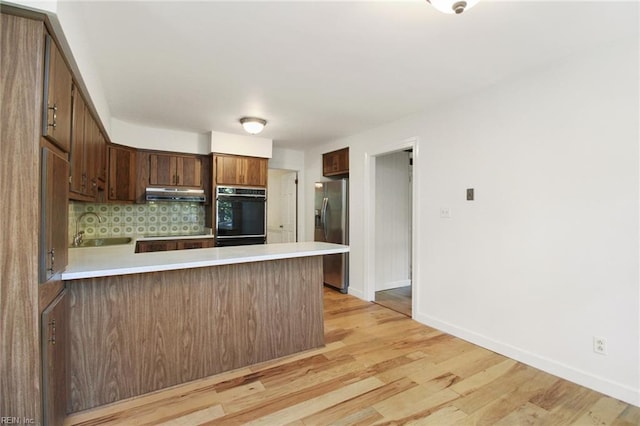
[49,319,56,345]
[47,104,58,129]
[47,248,55,273]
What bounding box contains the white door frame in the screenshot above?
[363,137,420,318]
[267,168,299,243]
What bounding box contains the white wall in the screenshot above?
[303,38,640,405]
[111,118,211,154]
[210,131,272,158]
[375,151,412,291]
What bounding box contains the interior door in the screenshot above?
[280,171,297,243]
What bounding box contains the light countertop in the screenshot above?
[62,240,349,280]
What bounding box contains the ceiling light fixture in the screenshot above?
[427,0,479,14]
[239,117,267,135]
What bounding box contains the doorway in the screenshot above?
[364,137,418,319]
[267,169,298,243]
[372,150,413,316]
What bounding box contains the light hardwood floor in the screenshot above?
[375,286,412,317]
[65,288,640,425]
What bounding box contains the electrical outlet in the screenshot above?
[440,207,451,219]
[593,336,607,355]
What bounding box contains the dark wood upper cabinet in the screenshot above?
[87,115,102,194]
[149,153,203,188]
[322,147,349,177]
[108,144,137,202]
[214,154,267,187]
[70,100,107,201]
[69,87,89,198]
[43,34,72,153]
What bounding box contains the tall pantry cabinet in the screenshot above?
[1,9,71,425]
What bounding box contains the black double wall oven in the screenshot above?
[215,186,267,246]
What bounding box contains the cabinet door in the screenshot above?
[322,147,349,177]
[84,113,98,197]
[177,155,202,187]
[243,157,268,187]
[41,147,69,283]
[69,88,87,196]
[42,289,68,426]
[149,154,177,186]
[135,240,178,253]
[108,145,137,202]
[215,155,242,185]
[96,131,107,184]
[215,154,267,187]
[176,239,214,250]
[43,34,72,153]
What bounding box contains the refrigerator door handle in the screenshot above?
[321,197,329,241]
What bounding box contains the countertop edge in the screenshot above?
[62,243,349,281]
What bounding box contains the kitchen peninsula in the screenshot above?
[62,241,348,412]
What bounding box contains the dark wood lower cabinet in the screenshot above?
[135,238,214,253]
[42,289,68,426]
[176,239,215,250]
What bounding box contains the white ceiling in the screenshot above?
[70,1,638,149]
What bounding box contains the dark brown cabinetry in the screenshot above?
[69,88,88,197]
[108,144,137,202]
[177,239,215,250]
[69,86,107,201]
[41,289,68,426]
[149,153,202,187]
[41,147,69,283]
[214,153,268,187]
[85,114,106,196]
[135,238,214,253]
[2,12,48,421]
[43,33,72,153]
[322,147,349,177]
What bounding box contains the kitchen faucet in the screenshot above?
[73,212,106,246]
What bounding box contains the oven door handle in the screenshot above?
[216,194,266,199]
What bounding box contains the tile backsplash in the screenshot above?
[69,201,207,241]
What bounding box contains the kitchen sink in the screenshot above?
[72,237,133,247]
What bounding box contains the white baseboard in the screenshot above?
[414,311,640,407]
[347,286,365,300]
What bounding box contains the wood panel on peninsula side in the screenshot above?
[67,256,324,412]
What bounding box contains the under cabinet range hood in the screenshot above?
[145,187,206,202]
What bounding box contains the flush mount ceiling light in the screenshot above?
[427,0,479,14]
[239,117,267,135]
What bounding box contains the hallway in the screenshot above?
[374,285,412,317]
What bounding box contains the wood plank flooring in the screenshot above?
[65,288,640,425]
[375,286,412,317]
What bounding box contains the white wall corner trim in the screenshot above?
[414,311,640,407]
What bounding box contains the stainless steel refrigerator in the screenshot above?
[314,179,349,293]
